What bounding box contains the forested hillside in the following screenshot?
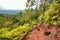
[0,0,60,40]
[0,10,20,15]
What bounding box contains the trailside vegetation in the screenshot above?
[0,0,60,40]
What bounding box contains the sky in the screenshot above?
[0,0,27,10]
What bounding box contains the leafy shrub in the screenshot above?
[0,28,10,38]
[38,1,60,26]
[0,23,36,40]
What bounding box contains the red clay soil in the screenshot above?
[23,23,60,40]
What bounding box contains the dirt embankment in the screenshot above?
[23,23,60,40]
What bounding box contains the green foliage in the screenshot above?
[0,0,60,40]
[38,1,60,26]
[0,14,17,28]
[0,23,36,40]
[30,20,36,25]
[17,9,40,25]
[0,28,10,38]
[38,14,44,24]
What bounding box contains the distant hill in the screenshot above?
[0,10,20,15]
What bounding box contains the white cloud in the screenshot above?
[0,0,27,10]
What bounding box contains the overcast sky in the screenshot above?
[0,0,27,10]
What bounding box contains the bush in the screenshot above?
[38,1,60,26]
[0,23,36,40]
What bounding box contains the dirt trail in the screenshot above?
[23,23,60,40]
